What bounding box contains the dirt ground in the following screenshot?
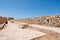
[25,25,60,40]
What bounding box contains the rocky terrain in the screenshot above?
[0,16,14,29]
[0,15,60,40]
[16,15,60,27]
[14,21,60,40]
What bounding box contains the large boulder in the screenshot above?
[0,16,7,24]
[0,16,8,29]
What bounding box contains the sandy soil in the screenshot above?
[26,27,60,40]
[0,21,45,40]
[15,21,60,40]
[0,21,60,40]
[31,35,51,40]
[31,24,60,33]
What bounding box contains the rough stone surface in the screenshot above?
[0,16,14,29]
[16,15,60,27]
[0,16,7,24]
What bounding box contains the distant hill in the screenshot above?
[16,15,60,27]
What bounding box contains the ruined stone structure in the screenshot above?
[17,15,60,27]
[0,16,7,24]
[0,16,14,29]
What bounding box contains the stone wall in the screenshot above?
[17,15,60,27]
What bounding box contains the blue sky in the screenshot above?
[0,0,60,19]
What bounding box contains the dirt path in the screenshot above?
[0,21,45,40]
[25,26,60,40]
[15,22,60,40]
[7,21,60,40]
